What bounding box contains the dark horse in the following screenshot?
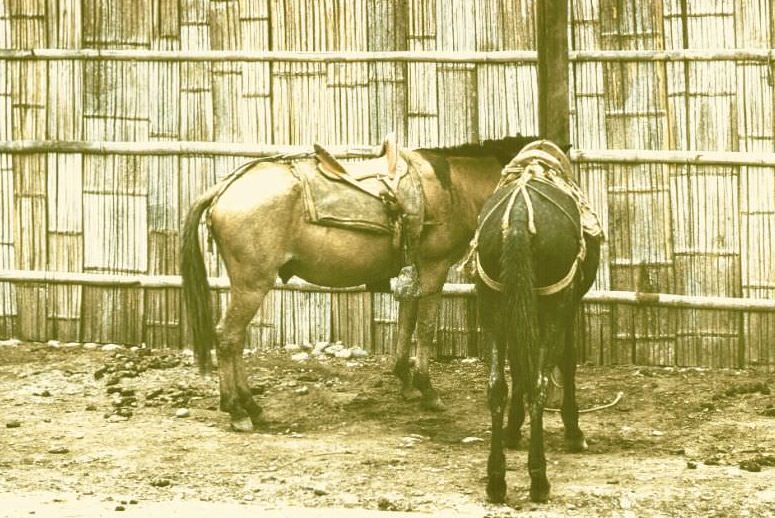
[472,141,601,503]
[180,134,537,431]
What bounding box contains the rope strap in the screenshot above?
[463,140,595,296]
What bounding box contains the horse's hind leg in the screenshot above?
[485,325,508,503]
[216,284,268,432]
[504,356,525,449]
[559,318,587,452]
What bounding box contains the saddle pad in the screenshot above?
[292,160,424,237]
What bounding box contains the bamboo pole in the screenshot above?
[5,141,775,168]
[536,0,569,148]
[3,48,775,62]
[1,270,775,313]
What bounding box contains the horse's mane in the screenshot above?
[416,135,541,166]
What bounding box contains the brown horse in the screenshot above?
[181,134,536,431]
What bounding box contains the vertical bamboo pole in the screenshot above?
[46,0,83,342]
[736,0,774,370]
[145,0,182,349]
[667,0,740,368]
[81,0,150,345]
[9,0,48,341]
[407,0,438,147]
[0,0,16,337]
[597,0,676,365]
[536,0,569,148]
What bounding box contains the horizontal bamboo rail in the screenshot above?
[1,48,773,63]
[2,270,775,312]
[0,49,538,63]
[2,141,775,167]
[0,140,381,158]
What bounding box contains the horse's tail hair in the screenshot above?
[500,225,539,394]
[181,185,220,373]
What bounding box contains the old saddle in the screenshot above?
[291,134,425,253]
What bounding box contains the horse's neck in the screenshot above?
[449,157,504,221]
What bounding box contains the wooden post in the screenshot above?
[536,0,570,150]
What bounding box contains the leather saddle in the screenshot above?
[293,134,424,251]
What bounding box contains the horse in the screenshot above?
[471,141,602,503]
[180,134,538,432]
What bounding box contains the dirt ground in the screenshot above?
[2,342,775,517]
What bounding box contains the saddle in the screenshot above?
[292,134,425,254]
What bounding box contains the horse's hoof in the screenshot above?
[421,395,446,412]
[401,387,422,401]
[529,480,551,503]
[230,416,255,433]
[565,433,588,453]
[486,477,507,503]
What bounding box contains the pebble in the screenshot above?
[175,408,191,418]
[295,386,310,396]
[6,420,21,428]
[115,505,125,511]
[85,403,98,411]
[284,344,302,353]
[291,352,310,362]
[32,389,52,397]
[312,342,329,356]
[150,478,171,488]
[461,436,484,444]
[335,349,353,359]
[102,343,123,352]
[687,461,698,469]
[47,446,70,454]
[325,343,345,356]
[351,347,368,358]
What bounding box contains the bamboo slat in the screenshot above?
[80,0,150,345]
[736,0,775,368]
[0,0,15,336]
[45,0,82,341]
[9,0,48,340]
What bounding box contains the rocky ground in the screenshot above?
[2,339,775,517]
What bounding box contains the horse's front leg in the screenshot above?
[412,259,449,411]
[392,298,421,400]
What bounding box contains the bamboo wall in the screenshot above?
[1,0,774,369]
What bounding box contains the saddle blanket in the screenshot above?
[291,160,424,241]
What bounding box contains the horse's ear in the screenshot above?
[382,132,398,175]
[314,144,348,176]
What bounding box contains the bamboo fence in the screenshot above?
[1,0,774,369]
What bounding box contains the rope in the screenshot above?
[544,391,624,414]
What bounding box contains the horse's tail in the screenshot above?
[500,225,539,394]
[181,185,220,373]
